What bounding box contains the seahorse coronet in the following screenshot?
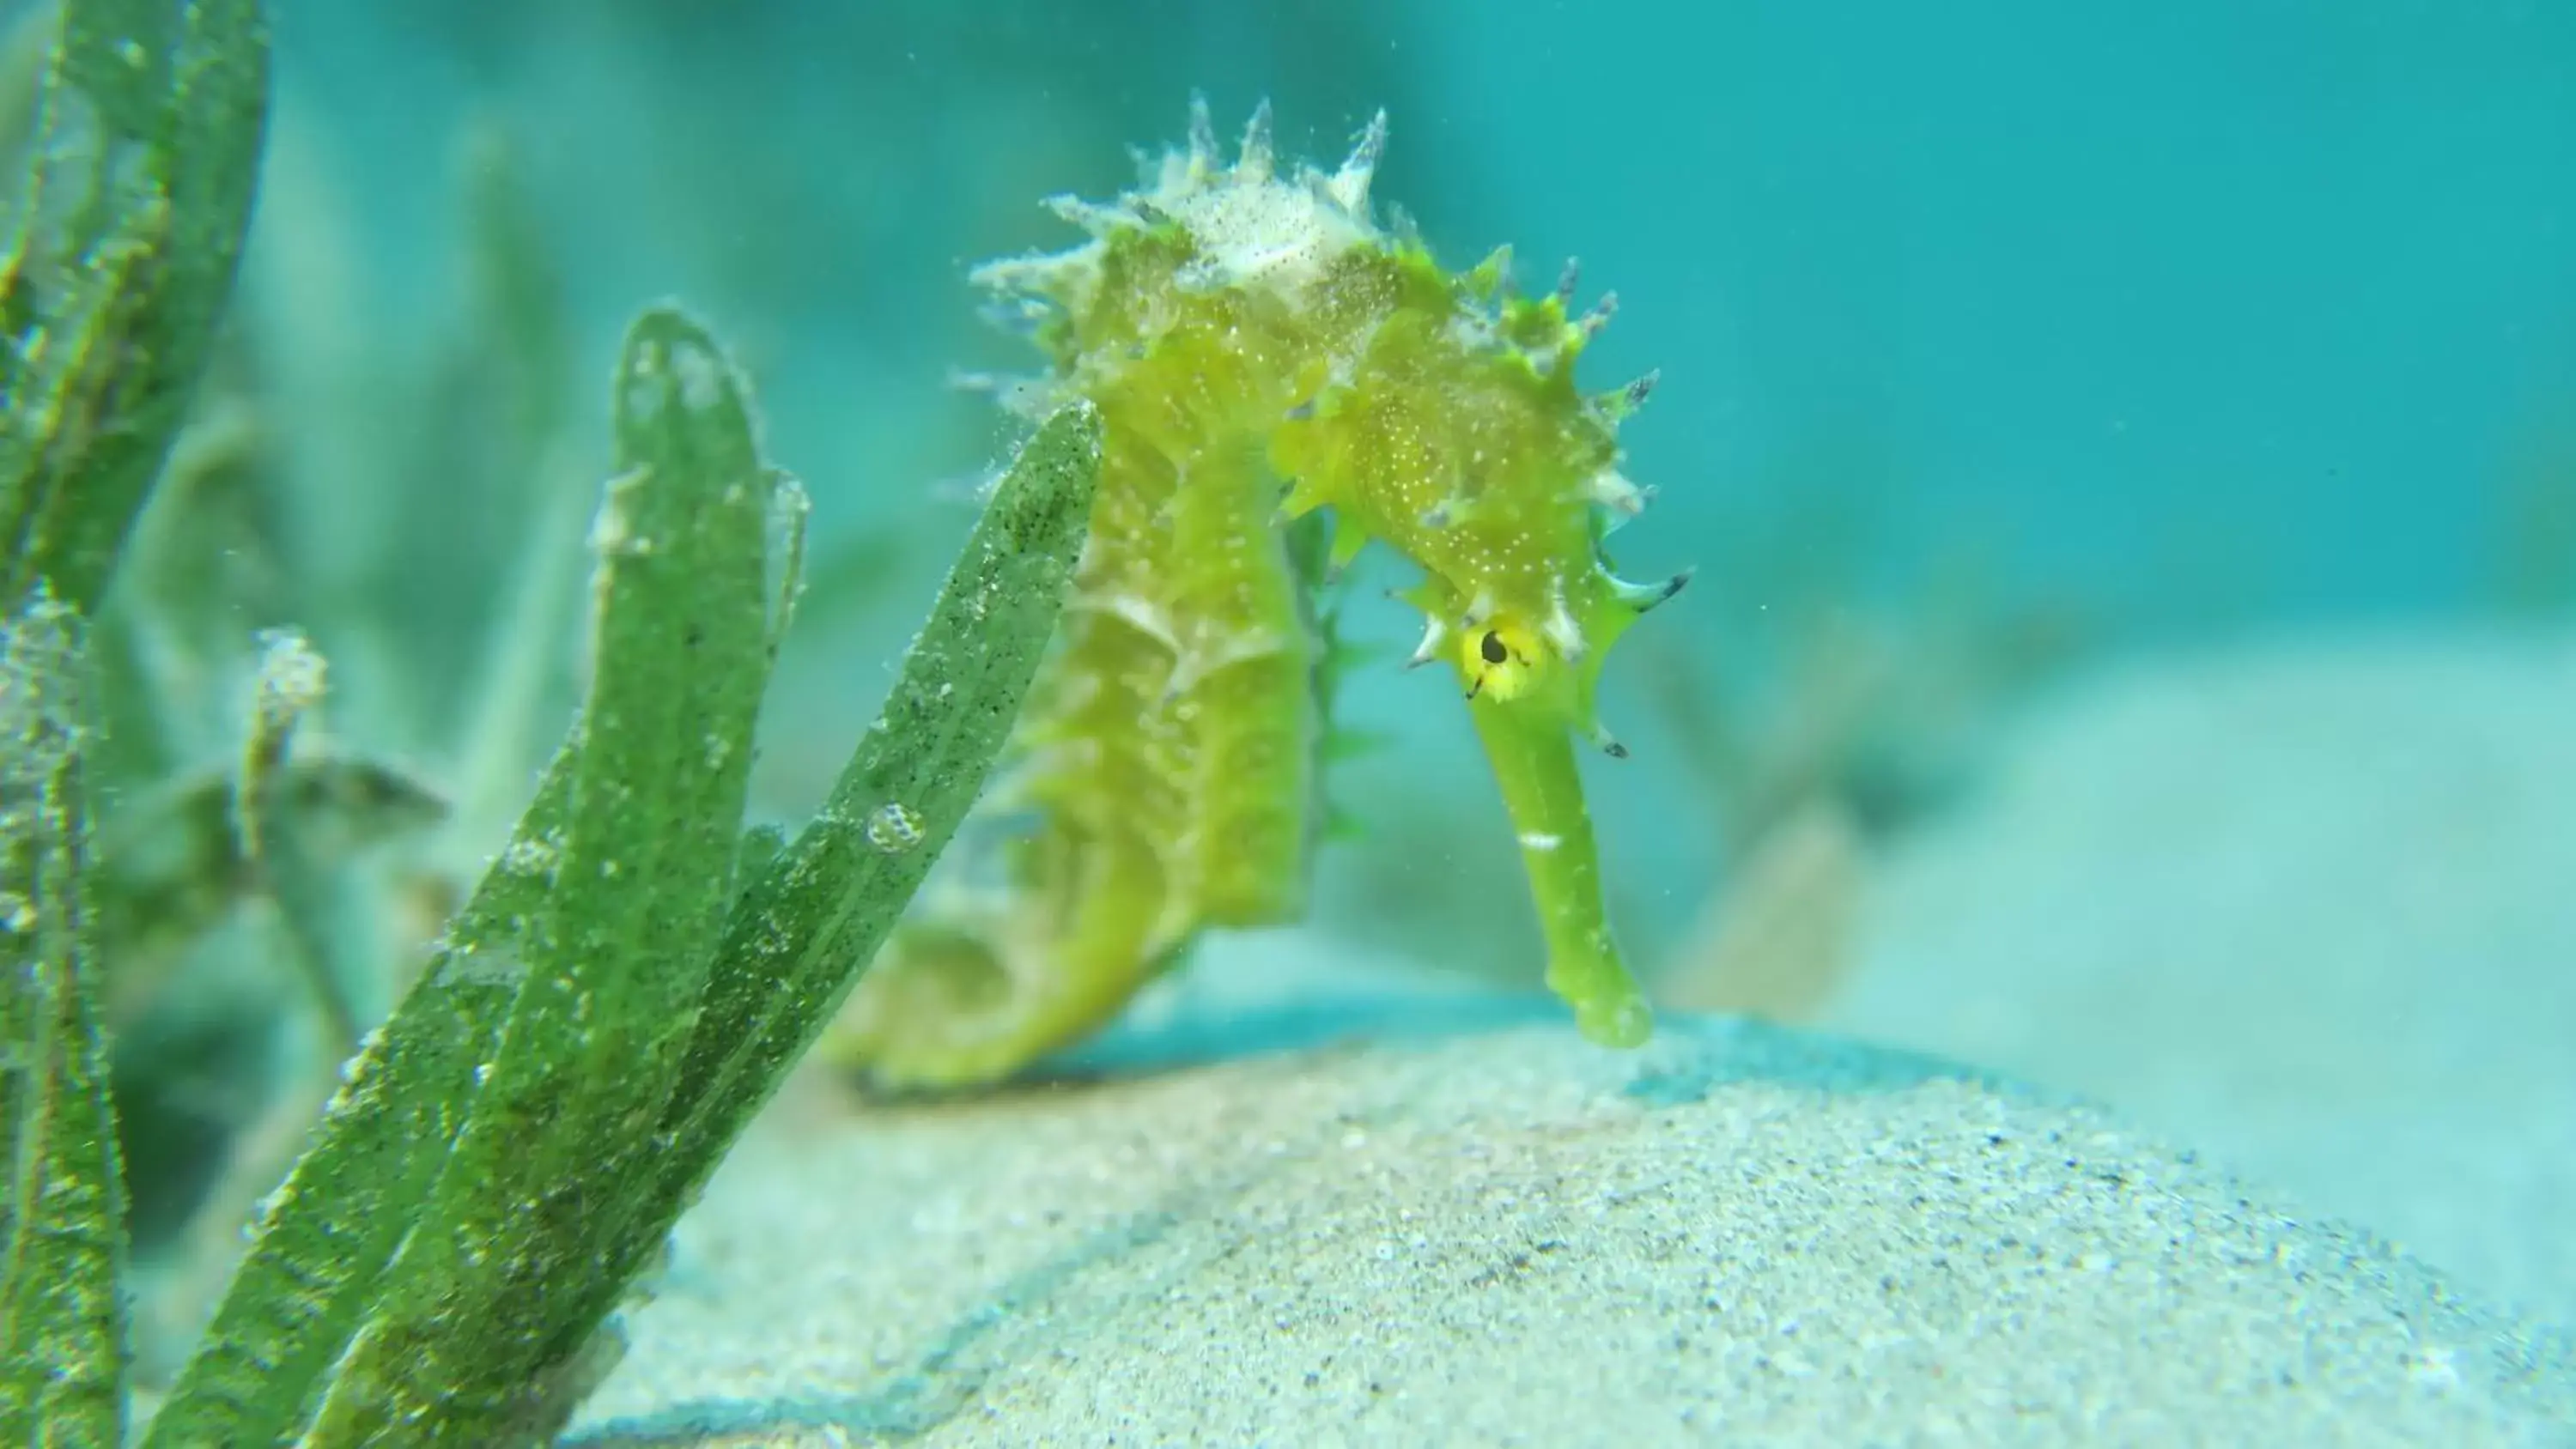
[827,95,1690,1088]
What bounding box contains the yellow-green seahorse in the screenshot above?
[825,97,1690,1089]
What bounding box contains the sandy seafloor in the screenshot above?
[1823,622,2576,1332]
[568,623,2576,1446]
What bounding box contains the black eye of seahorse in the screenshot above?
[1479,630,1509,665]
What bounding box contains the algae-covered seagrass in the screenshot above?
[2,1,1100,1443]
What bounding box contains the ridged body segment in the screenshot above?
[830,233,1325,1088]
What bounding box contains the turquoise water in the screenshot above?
[273,1,2576,626]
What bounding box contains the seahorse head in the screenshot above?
[1395,535,1690,755]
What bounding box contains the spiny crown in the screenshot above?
[970,95,1391,325]
[969,95,1689,755]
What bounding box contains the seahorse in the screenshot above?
[824,97,1689,1090]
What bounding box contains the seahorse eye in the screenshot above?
[1461,619,1546,705]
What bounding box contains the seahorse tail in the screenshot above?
[823,818,1179,1091]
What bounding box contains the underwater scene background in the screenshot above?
[255,0,2576,949]
[11,0,2573,1441]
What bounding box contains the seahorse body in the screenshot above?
[827,98,1687,1089]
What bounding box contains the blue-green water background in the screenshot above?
[258,0,2576,966]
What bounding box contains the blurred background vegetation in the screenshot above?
[6,0,2568,1386]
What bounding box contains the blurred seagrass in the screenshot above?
[0,0,269,615]
[89,751,446,1028]
[0,5,55,179]
[98,111,574,1354]
[0,602,125,1447]
[3,0,270,1441]
[229,626,359,1051]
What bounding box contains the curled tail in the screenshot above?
[827,392,1322,1090]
